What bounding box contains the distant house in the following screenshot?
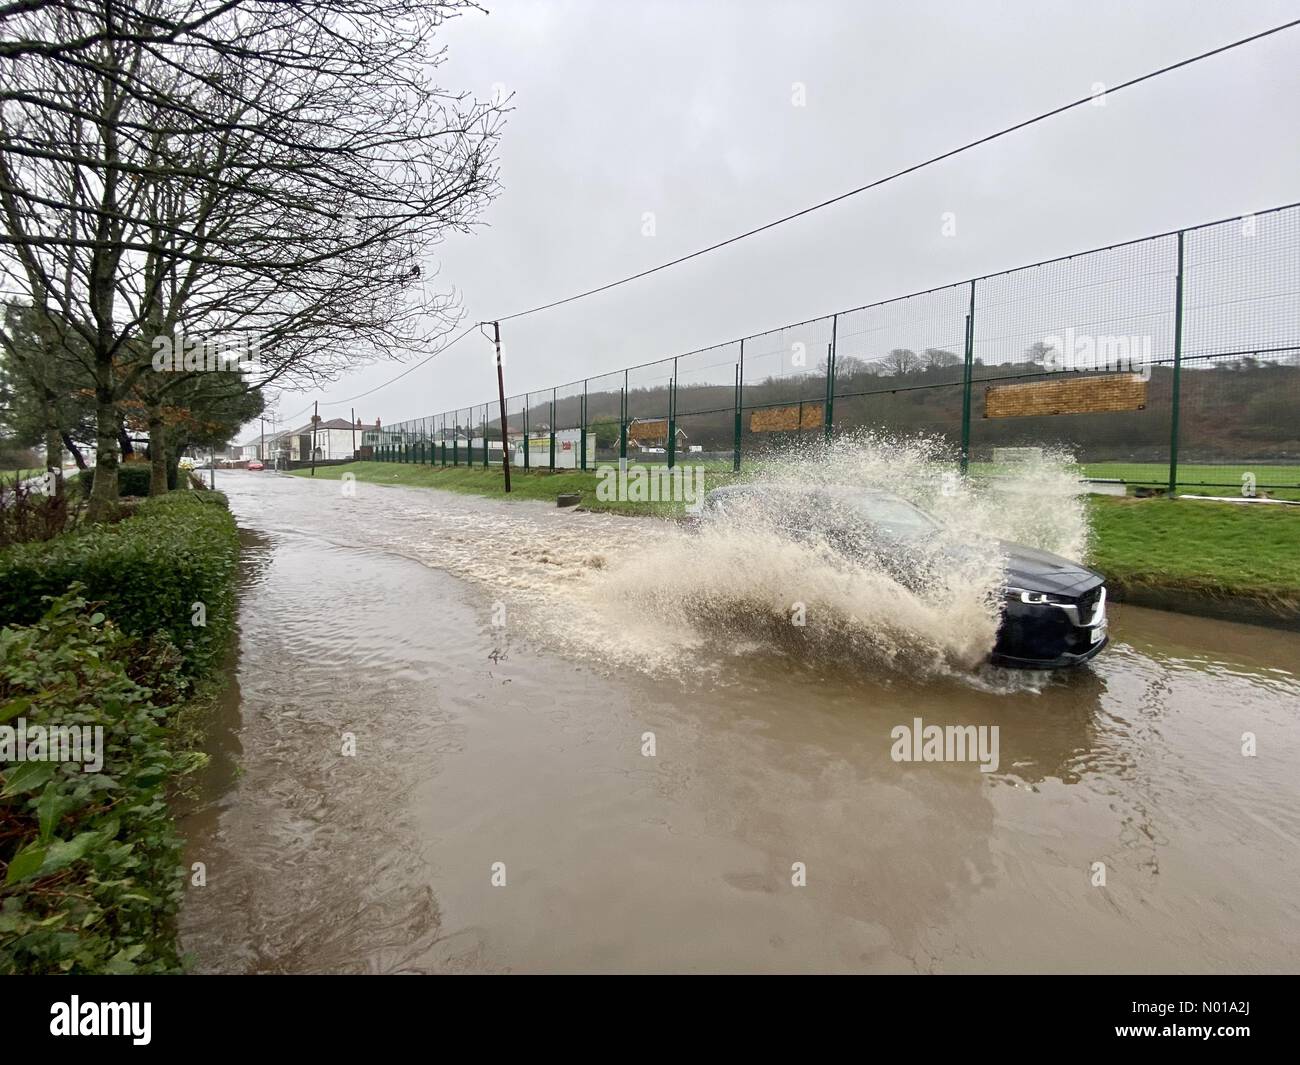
[230,418,380,465]
[305,418,378,461]
[233,438,263,461]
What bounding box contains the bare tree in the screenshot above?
[923,347,961,369]
[0,0,503,517]
[881,348,922,375]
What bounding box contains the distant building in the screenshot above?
[237,418,380,465]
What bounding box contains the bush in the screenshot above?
[0,592,201,973]
[0,491,238,679]
[71,463,153,499]
[0,481,77,547]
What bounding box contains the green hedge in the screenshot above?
[71,463,153,499]
[0,491,238,678]
[0,592,201,973]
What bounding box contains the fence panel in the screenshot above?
[367,202,1298,498]
[833,285,968,458]
[625,359,674,464]
[584,371,625,462]
[970,236,1176,485]
[673,341,741,468]
[736,316,833,465]
[1178,210,1300,492]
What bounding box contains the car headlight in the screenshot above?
[1006,587,1067,605]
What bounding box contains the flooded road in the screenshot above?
[179,469,1300,973]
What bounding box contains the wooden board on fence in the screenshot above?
[750,404,825,433]
[984,374,1147,418]
[628,418,668,443]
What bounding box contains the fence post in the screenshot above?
[824,314,837,442]
[733,340,744,473]
[580,383,588,471]
[550,388,556,469]
[960,280,975,474]
[1168,230,1186,497]
[624,371,634,462]
[668,360,677,469]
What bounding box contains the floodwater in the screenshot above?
[178,468,1300,973]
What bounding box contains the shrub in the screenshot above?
[71,463,153,499]
[0,491,238,679]
[0,592,202,973]
[0,481,77,547]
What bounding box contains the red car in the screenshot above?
[247,460,265,471]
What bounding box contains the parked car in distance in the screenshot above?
[247,460,265,471]
[694,483,1108,670]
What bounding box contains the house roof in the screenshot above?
[315,417,378,431]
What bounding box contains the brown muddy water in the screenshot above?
[178,469,1300,973]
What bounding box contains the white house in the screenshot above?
[306,418,372,460]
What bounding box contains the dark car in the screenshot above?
[693,483,1107,670]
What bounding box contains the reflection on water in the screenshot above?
[179,471,1300,973]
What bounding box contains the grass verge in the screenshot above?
[287,460,724,517]
[1086,496,1300,607]
[295,462,1300,612]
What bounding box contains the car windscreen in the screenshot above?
[829,490,941,540]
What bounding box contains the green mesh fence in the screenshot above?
[375,202,1299,497]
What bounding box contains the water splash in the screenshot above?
[558,431,1090,681]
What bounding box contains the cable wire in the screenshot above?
[494,18,1300,322]
[271,323,479,422]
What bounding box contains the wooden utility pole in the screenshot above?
[351,407,357,459]
[491,321,511,492]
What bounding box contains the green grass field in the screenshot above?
[292,461,1300,603]
[1079,462,1300,500]
[0,467,42,486]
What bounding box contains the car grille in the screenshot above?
[1074,585,1103,624]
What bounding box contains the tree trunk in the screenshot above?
[43,423,64,499]
[167,433,187,490]
[87,386,119,522]
[147,406,168,495]
[61,432,89,471]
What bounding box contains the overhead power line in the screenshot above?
[273,323,478,423]
[494,17,1300,323]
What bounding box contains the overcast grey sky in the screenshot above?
[259,0,1300,434]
